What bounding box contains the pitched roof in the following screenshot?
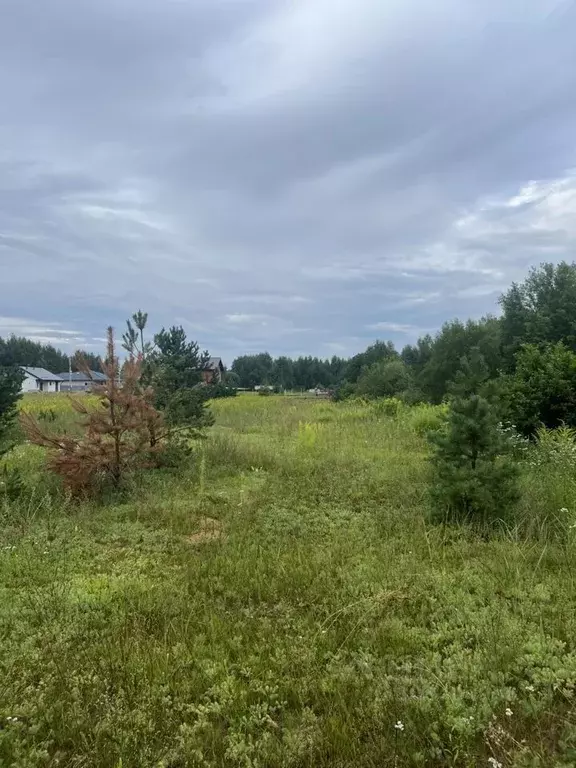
[207,357,224,370]
[56,370,108,382]
[21,367,63,382]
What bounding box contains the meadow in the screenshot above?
[1,393,576,767]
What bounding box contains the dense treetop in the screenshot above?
[228,262,576,417]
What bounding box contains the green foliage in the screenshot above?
[0,465,25,501]
[504,342,576,435]
[356,359,412,399]
[0,366,23,456]
[331,381,356,401]
[401,334,433,376]
[344,340,398,383]
[162,388,215,432]
[223,370,241,389]
[231,353,274,389]
[271,355,294,390]
[205,382,238,399]
[429,394,520,525]
[416,317,504,403]
[145,325,213,429]
[122,309,154,359]
[409,403,447,437]
[72,349,103,373]
[231,354,347,391]
[0,335,69,372]
[500,261,576,361]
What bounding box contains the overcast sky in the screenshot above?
[2,0,576,363]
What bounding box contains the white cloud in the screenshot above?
[225,313,269,325]
[0,316,80,337]
[367,322,426,334]
[2,0,576,360]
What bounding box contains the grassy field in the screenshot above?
[1,394,576,766]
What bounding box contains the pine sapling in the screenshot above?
[429,351,520,526]
[21,327,166,496]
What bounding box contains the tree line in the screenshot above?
[5,260,576,439]
[231,261,576,433]
[0,336,102,373]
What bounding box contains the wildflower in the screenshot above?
[560,508,569,514]
[488,759,502,768]
[394,721,405,731]
[525,684,535,692]
[505,707,513,717]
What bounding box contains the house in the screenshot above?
[57,370,108,392]
[20,367,63,394]
[202,357,224,384]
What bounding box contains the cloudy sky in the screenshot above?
[2,0,576,362]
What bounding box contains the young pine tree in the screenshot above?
[429,350,519,526]
[149,325,214,432]
[21,328,165,496]
[122,309,153,359]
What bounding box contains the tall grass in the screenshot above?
[0,395,575,766]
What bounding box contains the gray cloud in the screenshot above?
[2,0,576,363]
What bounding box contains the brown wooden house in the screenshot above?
[202,357,224,384]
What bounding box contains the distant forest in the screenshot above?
[0,336,102,374]
[6,262,576,415]
[230,261,576,410]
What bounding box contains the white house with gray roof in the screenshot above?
[20,367,63,393]
[57,370,108,392]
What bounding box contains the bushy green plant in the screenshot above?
[504,342,576,436]
[410,404,447,437]
[429,394,520,525]
[330,381,356,401]
[162,388,214,432]
[205,382,237,399]
[356,359,412,399]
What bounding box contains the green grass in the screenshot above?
[1,395,576,766]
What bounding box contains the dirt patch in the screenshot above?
[185,517,225,545]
